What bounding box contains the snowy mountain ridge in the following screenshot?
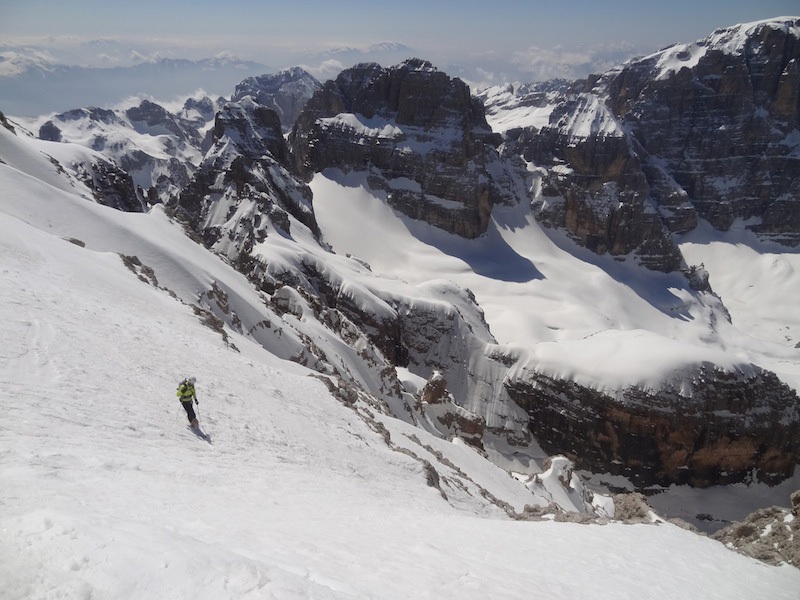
[32,98,220,205]
[648,16,800,81]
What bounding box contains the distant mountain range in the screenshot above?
[0,53,269,116]
[0,40,423,116]
[1,36,643,116]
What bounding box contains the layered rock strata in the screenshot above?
[290,59,517,239]
[489,18,800,271]
[592,18,800,245]
[512,93,684,271]
[505,365,799,487]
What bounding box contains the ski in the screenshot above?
[187,425,213,445]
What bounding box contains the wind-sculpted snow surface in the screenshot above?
[648,17,800,81]
[3,123,800,598]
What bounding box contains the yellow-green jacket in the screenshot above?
[177,381,196,403]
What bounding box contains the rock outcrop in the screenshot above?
[232,67,321,133]
[0,109,16,133]
[592,17,800,246]
[416,372,486,447]
[290,59,519,239]
[511,93,684,271]
[72,157,143,212]
[505,364,800,487]
[712,491,800,567]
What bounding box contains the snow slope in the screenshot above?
[3,122,800,598]
[309,168,800,530]
[310,170,800,395]
[679,221,800,390]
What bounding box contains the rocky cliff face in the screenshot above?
[505,363,799,487]
[175,96,317,261]
[592,17,800,245]
[290,59,519,239]
[72,156,144,212]
[484,18,800,270]
[232,67,321,133]
[509,93,684,271]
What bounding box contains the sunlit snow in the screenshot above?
[2,68,800,596]
[2,149,798,600]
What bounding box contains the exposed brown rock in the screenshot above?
[505,366,800,487]
[421,373,449,404]
[418,372,486,446]
[612,492,654,523]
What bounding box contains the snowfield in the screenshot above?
[310,170,800,396]
[2,121,800,598]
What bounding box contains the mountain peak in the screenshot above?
[232,67,322,133]
[635,15,800,81]
[367,41,413,53]
[398,57,438,73]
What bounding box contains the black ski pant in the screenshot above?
[180,399,196,422]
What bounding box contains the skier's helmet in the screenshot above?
[187,376,197,385]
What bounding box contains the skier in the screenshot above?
[176,376,199,428]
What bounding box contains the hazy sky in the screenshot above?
[3,0,797,56]
[1,3,798,118]
[2,0,799,94]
